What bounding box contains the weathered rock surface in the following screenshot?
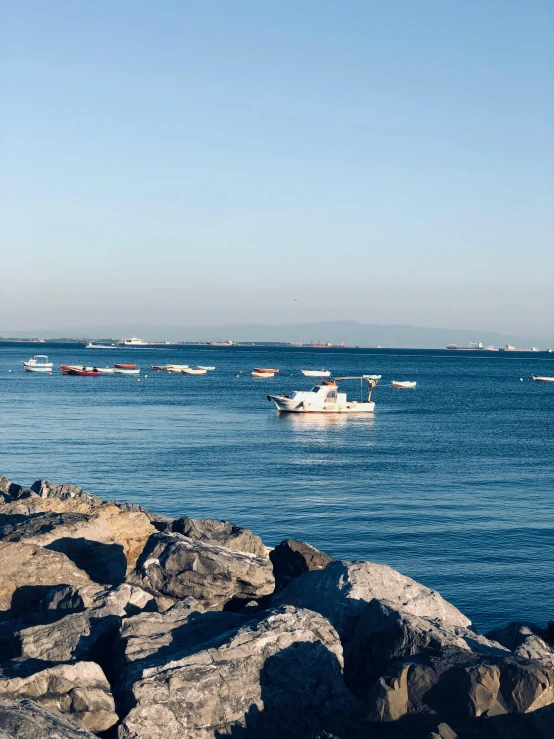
[270,539,333,593]
[172,516,267,558]
[359,647,554,735]
[30,479,103,504]
[4,584,156,663]
[128,531,274,610]
[275,560,471,641]
[486,621,554,667]
[0,698,97,738]
[0,542,93,617]
[345,600,509,697]
[0,660,117,732]
[118,606,350,739]
[117,596,242,668]
[0,476,34,505]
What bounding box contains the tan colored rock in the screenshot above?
[0,697,98,738]
[0,543,92,617]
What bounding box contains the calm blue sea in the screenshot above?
[1,342,553,632]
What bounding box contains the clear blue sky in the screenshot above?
[1,0,553,334]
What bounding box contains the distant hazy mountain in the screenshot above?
[2,321,551,349]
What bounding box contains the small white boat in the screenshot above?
[533,376,554,383]
[22,355,53,372]
[180,368,207,375]
[198,366,215,371]
[391,380,416,388]
[114,367,140,375]
[86,342,115,349]
[167,364,190,372]
[253,371,275,378]
[254,368,279,374]
[301,369,331,377]
[121,336,148,346]
[363,374,382,380]
[95,367,115,374]
[268,376,377,413]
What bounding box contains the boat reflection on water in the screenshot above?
[273,411,375,431]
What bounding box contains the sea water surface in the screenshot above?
[1,342,553,632]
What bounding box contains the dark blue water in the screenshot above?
[1,342,553,631]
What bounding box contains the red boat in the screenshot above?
[64,369,100,376]
[114,363,136,369]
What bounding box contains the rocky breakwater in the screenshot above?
[0,474,553,738]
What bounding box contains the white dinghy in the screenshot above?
[391,380,416,388]
[268,376,377,413]
[533,376,554,383]
[301,369,331,377]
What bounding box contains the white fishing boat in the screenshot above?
[198,366,215,371]
[113,367,140,375]
[180,368,207,375]
[533,376,554,383]
[363,374,382,380]
[268,376,377,413]
[86,342,115,349]
[22,355,53,372]
[301,369,331,377]
[391,380,416,388]
[253,371,275,378]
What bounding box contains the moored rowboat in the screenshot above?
[114,368,140,375]
[391,380,416,388]
[301,369,331,377]
[180,368,207,375]
[254,368,279,374]
[533,376,554,382]
[253,371,275,378]
[114,363,136,369]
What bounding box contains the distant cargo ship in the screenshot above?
[446,342,498,351]
[500,345,540,352]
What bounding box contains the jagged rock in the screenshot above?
[117,597,242,669]
[172,516,267,558]
[128,531,274,610]
[428,725,458,739]
[118,606,350,739]
[345,600,509,697]
[275,560,470,641]
[5,584,155,663]
[486,622,554,667]
[0,476,34,505]
[115,503,175,532]
[270,539,333,593]
[0,542,93,618]
[0,660,117,732]
[359,647,554,728]
[30,479,103,504]
[0,698,97,738]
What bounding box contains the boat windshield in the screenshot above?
[310,385,321,393]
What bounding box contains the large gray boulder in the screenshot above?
[486,622,554,668]
[128,531,274,610]
[0,542,93,618]
[172,516,267,558]
[117,596,242,668]
[118,605,350,739]
[0,698,97,738]
[0,476,33,505]
[275,560,470,641]
[0,660,117,733]
[359,647,554,736]
[5,584,155,663]
[269,539,333,593]
[345,600,509,697]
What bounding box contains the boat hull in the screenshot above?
[391,381,417,388]
[114,368,140,375]
[533,376,554,382]
[301,370,331,377]
[24,366,52,373]
[268,395,374,413]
